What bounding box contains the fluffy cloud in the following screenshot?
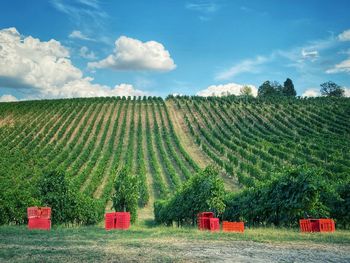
[338,29,350,41]
[197,83,258,97]
[301,88,320,97]
[79,46,97,59]
[215,56,268,80]
[326,58,350,74]
[0,27,148,99]
[0,94,18,102]
[88,36,176,71]
[69,30,92,41]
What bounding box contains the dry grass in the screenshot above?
[1,223,349,263]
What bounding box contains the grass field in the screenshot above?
[1,222,350,262]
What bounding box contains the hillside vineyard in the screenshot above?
[0,97,199,210]
[0,96,349,208]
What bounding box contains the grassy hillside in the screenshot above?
[0,95,349,223]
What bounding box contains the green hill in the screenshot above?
[0,96,349,224]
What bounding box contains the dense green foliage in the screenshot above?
[112,168,139,223]
[0,149,40,224]
[282,78,296,96]
[155,166,226,226]
[39,170,103,225]
[258,79,296,97]
[223,167,330,226]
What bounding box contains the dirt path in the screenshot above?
[166,100,210,169]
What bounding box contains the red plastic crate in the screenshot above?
[28,218,51,230]
[39,207,51,219]
[209,218,220,232]
[115,212,130,230]
[27,207,39,219]
[27,207,51,219]
[299,219,335,233]
[319,219,335,232]
[105,212,116,230]
[197,212,214,230]
[105,212,131,230]
[222,221,244,233]
[299,219,312,232]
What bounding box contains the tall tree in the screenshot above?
[112,167,139,223]
[282,78,296,96]
[320,81,345,97]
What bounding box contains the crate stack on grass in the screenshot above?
[105,212,130,230]
[27,207,51,230]
[197,212,245,233]
[197,212,219,232]
[299,219,335,233]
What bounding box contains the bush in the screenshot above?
[38,170,103,225]
[155,166,226,226]
[112,167,139,223]
[223,167,331,227]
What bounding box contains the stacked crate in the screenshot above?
[27,207,51,230]
[197,212,220,232]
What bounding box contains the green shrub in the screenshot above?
[38,170,103,225]
[223,167,331,227]
[154,166,226,226]
[112,167,139,223]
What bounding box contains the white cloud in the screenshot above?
[338,29,350,41]
[326,58,350,74]
[301,88,320,97]
[0,27,148,99]
[69,30,92,41]
[0,94,18,102]
[79,46,97,59]
[301,49,319,61]
[344,87,350,97]
[215,56,268,80]
[185,1,219,13]
[88,36,176,71]
[197,83,258,97]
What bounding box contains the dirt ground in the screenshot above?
[1,235,349,262]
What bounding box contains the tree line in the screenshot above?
[257,79,346,98]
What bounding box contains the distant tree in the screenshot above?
[112,167,139,223]
[282,78,297,96]
[320,81,345,97]
[240,85,253,97]
[258,81,282,97]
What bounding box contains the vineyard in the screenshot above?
[0,97,199,222]
[0,95,349,224]
[167,96,350,187]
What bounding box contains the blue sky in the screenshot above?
[0,0,350,101]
